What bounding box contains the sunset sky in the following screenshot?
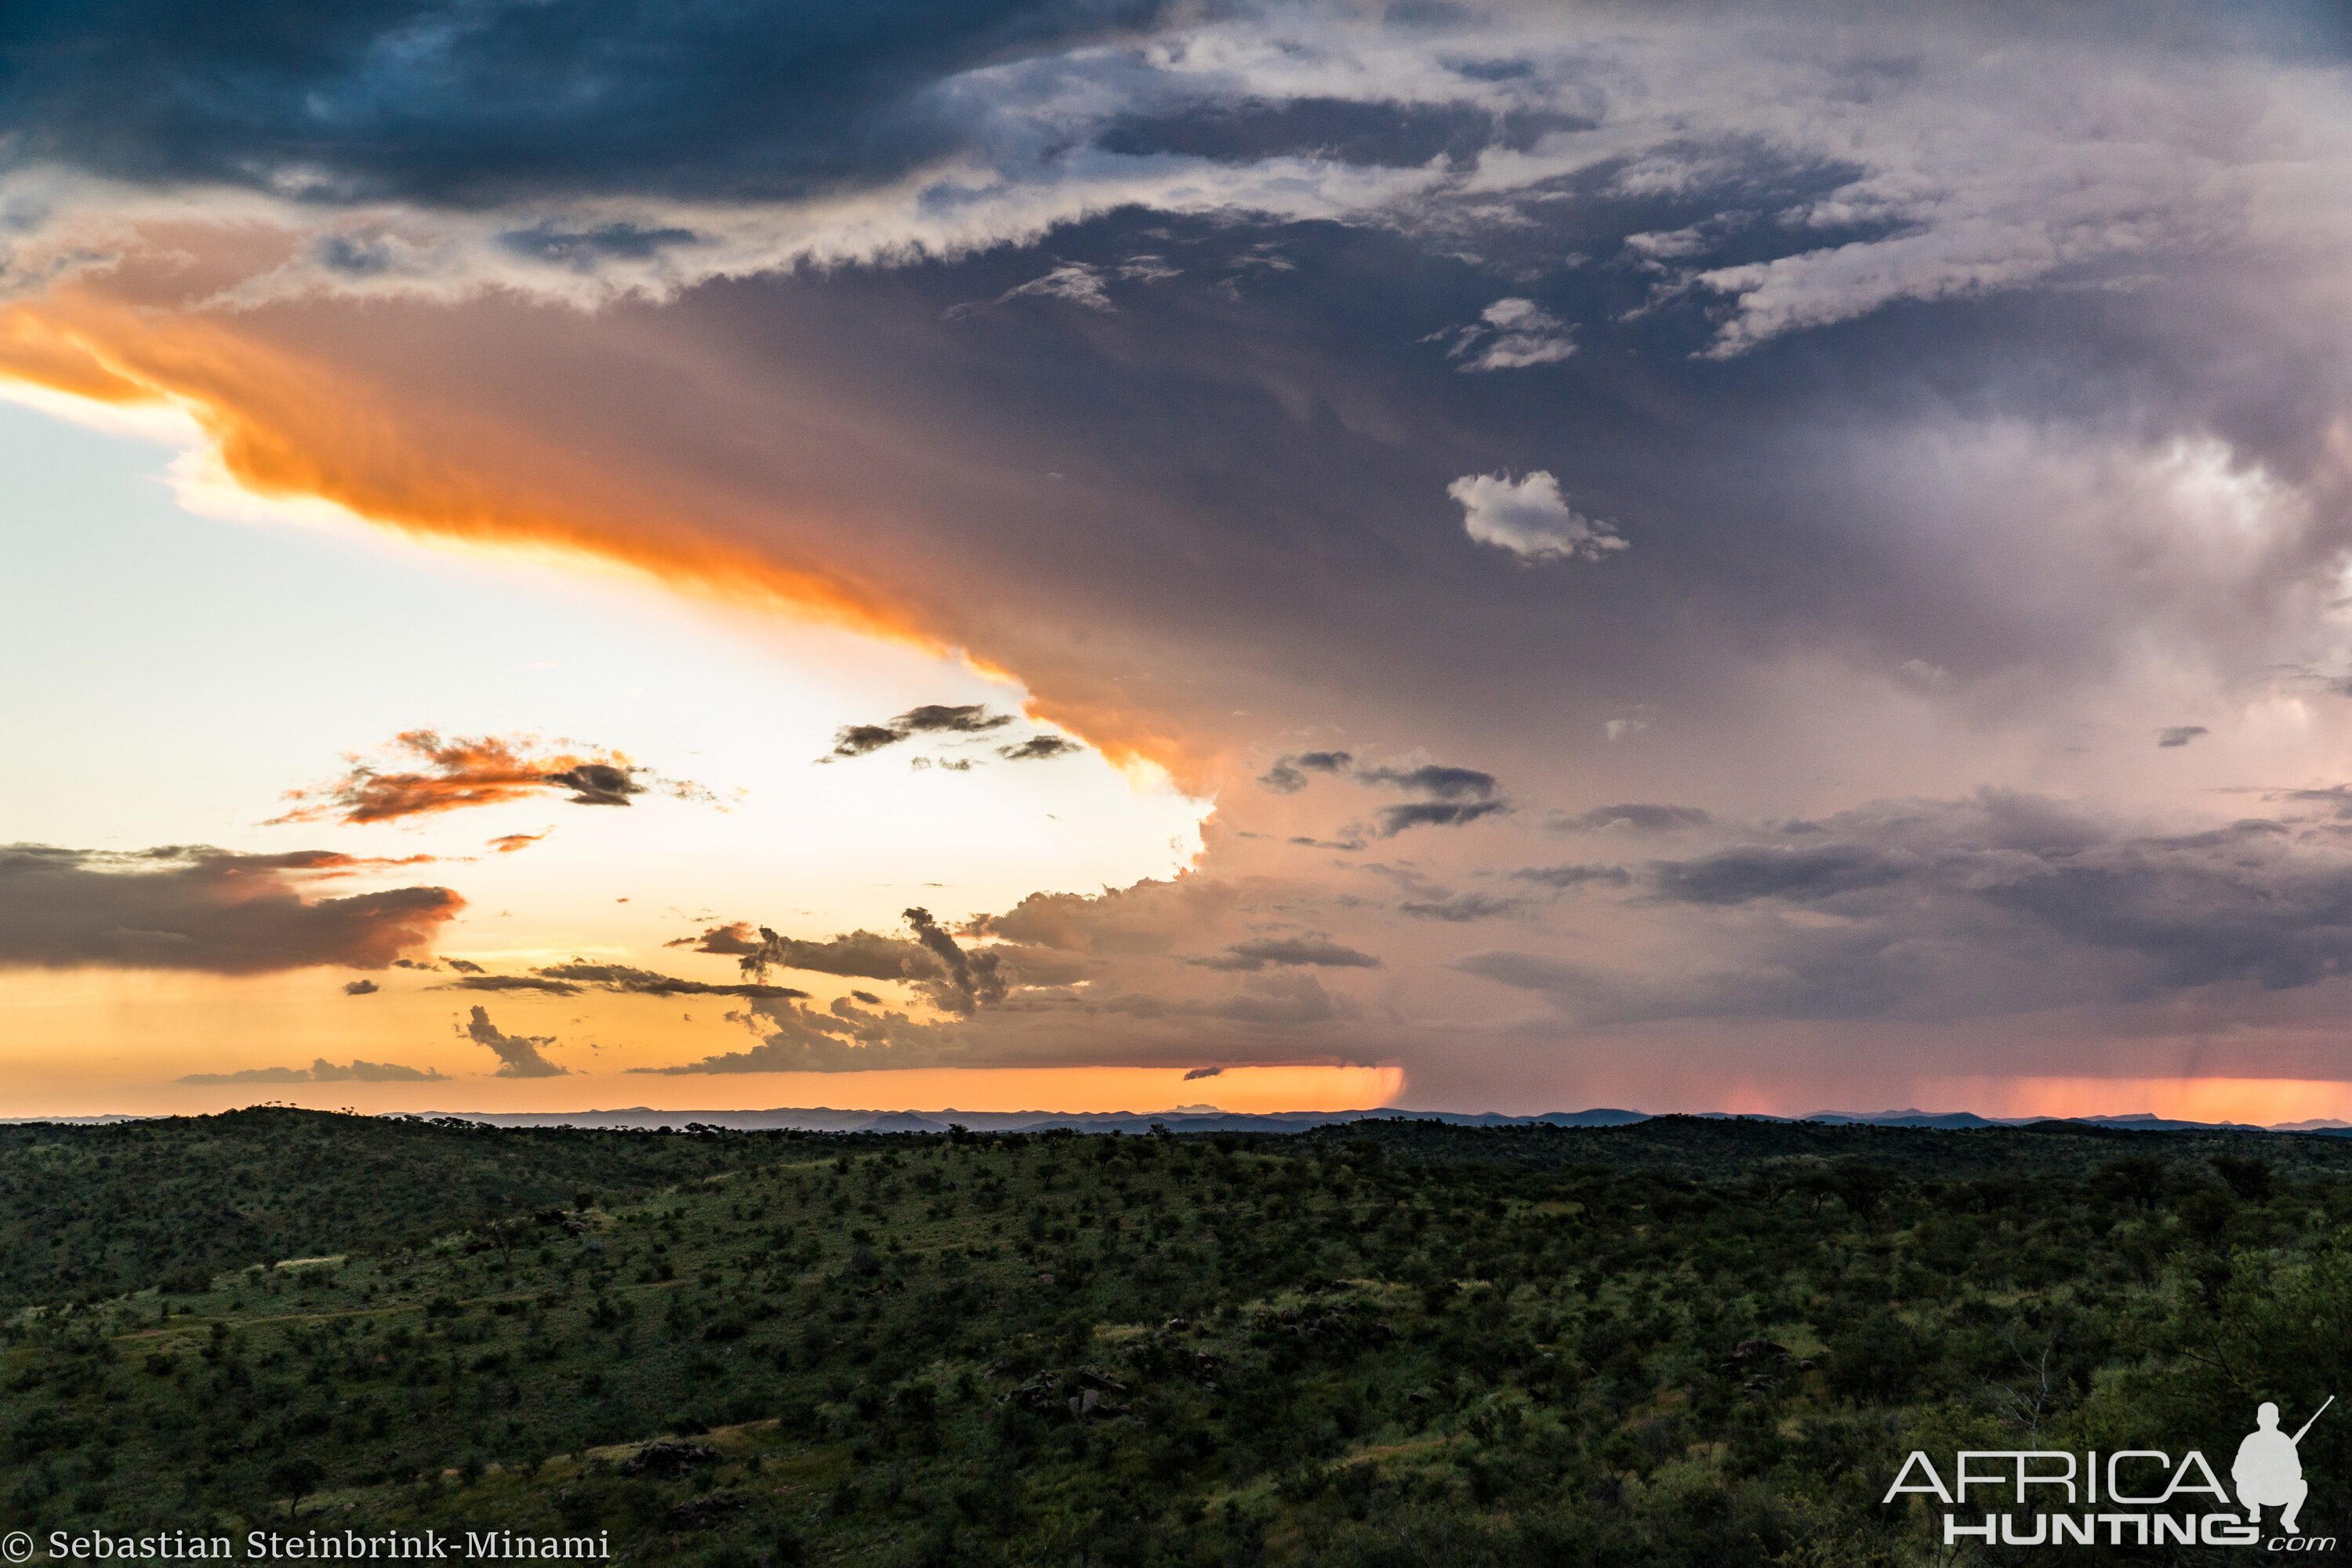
[9,0,2352,1120]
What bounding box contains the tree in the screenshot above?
[267,1456,325,1521]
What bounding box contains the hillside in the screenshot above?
[4,1110,2351,1563]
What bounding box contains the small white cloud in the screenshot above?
[1449,470,1627,562]
[1622,227,1711,263]
[1445,297,1577,372]
[1898,659,1955,688]
[947,261,1114,318]
[1002,261,1113,310]
[1604,718,1649,742]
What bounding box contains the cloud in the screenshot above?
[1205,971,1352,1026]
[665,920,767,955]
[1507,862,1632,891]
[1256,750,1354,793]
[827,702,1014,759]
[465,1005,567,1077]
[633,989,959,1073]
[1373,799,1508,837]
[442,974,582,996]
[1457,793,2352,1025]
[1181,1065,1224,1080]
[1358,764,1497,801]
[343,978,380,996]
[736,925,946,984]
[1186,935,1381,971]
[485,831,550,854]
[2158,725,2211,748]
[830,724,906,758]
[1448,472,1627,564]
[270,731,704,824]
[528,960,808,1000]
[1443,298,1577,372]
[997,735,1083,761]
[1646,843,1915,906]
[444,958,486,975]
[22,0,2352,1100]
[904,905,1007,1011]
[1550,804,1714,835]
[0,844,461,974]
[176,1057,448,1084]
[720,909,1011,1014]
[993,262,1114,312]
[1261,755,1507,836]
[1396,890,1529,922]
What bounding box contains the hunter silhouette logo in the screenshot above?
[1885,1396,2338,1550]
[2238,1396,2331,1536]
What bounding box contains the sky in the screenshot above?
[8,0,2352,1120]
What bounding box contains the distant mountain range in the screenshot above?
[354,1105,2350,1137]
[12,1105,2350,1135]
[361,1105,1659,1135]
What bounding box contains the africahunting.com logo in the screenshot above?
[1885,1397,2336,1551]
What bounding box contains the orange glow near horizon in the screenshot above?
[1908,1076,2352,1127]
[0,1063,1408,1123]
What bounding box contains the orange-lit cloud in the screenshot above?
[271,728,705,824]
[0,267,1232,786]
[486,829,551,853]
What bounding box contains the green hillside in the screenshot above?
[5,1110,2352,1564]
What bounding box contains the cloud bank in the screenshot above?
[176,1057,449,1084]
[0,844,461,974]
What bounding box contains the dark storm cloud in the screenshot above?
[0,843,461,974]
[1549,804,1715,835]
[9,0,2349,829]
[176,1056,450,1084]
[1457,793,2352,1025]
[1186,935,1381,971]
[0,0,1166,205]
[1096,97,1512,169]
[16,0,2352,1092]
[464,1005,566,1077]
